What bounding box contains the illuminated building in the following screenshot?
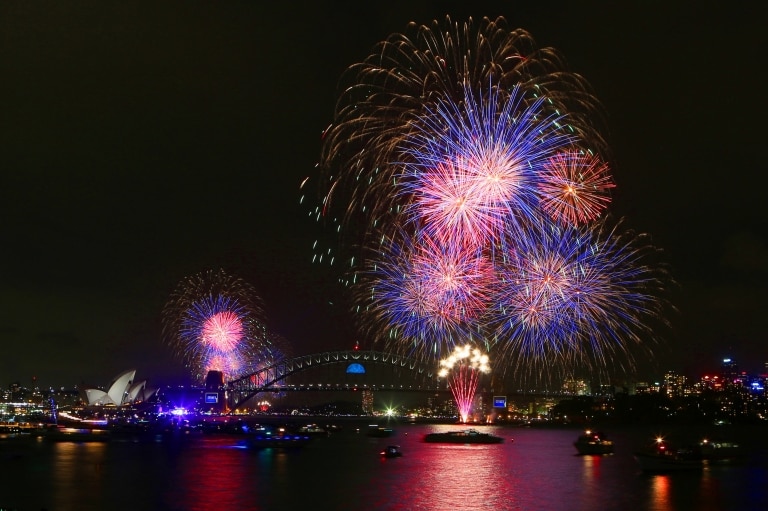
[83,370,156,406]
[721,358,739,383]
[361,390,374,415]
[562,379,590,396]
[664,371,687,397]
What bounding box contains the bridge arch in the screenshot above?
[227,350,439,408]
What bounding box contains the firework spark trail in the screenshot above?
[400,83,575,248]
[538,151,615,226]
[315,15,609,273]
[313,15,671,386]
[356,228,495,360]
[162,269,281,383]
[438,345,491,423]
[491,218,672,382]
[200,310,243,353]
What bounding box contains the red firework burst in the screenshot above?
[537,152,615,226]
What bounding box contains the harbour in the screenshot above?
[1,421,766,511]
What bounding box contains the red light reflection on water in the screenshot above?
[580,453,602,484]
[369,427,520,510]
[650,475,671,511]
[165,437,263,511]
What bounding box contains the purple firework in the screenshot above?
[356,228,492,361]
[399,83,575,248]
[314,16,671,388]
[314,15,608,276]
[490,217,672,383]
[162,269,279,383]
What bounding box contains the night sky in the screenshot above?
[1,1,765,389]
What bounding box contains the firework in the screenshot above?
[438,345,491,423]
[314,16,671,388]
[315,15,608,272]
[355,228,493,361]
[490,217,672,383]
[162,269,278,383]
[400,82,574,248]
[537,151,615,226]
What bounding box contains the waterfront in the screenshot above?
[1,421,766,511]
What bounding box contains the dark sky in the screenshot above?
[1,1,765,389]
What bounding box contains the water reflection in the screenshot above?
[580,453,603,479]
[649,474,671,511]
[165,437,262,511]
[50,442,107,510]
[2,424,765,511]
[408,442,517,511]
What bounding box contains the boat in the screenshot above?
[574,430,614,455]
[380,445,403,458]
[633,437,702,472]
[245,426,312,449]
[698,437,744,463]
[634,450,703,472]
[297,424,330,437]
[45,426,112,442]
[423,429,504,444]
[366,425,394,438]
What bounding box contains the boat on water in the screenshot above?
[634,437,702,472]
[380,445,403,458]
[45,426,112,442]
[574,430,614,455]
[297,424,330,437]
[698,437,744,463]
[245,427,312,449]
[634,450,703,472]
[634,434,745,472]
[424,429,504,444]
[366,425,394,438]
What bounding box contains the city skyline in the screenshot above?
[1,2,765,387]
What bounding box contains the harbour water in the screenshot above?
[1,421,766,511]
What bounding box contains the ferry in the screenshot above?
[366,425,395,438]
[574,430,614,455]
[424,429,504,444]
[245,426,312,449]
[633,437,702,472]
[698,437,744,463]
[45,426,112,442]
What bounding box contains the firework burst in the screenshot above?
[314,15,608,273]
[400,82,574,248]
[314,15,671,388]
[162,269,279,383]
[355,229,493,360]
[438,345,491,423]
[490,218,672,383]
[537,151,615,226]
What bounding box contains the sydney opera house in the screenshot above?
[82,369,157,406]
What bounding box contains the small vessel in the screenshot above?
[380,445,403,458]
[297,424,330,437]
[574,430,614,455]
[245,426,312,449]
[45,426,112,442]
[634,437,702,472]
[424,429,504,444]
[698,437,744,463]
[367,425,394,438]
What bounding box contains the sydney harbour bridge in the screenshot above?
[224,349,444,409]
[214,349,567,411]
